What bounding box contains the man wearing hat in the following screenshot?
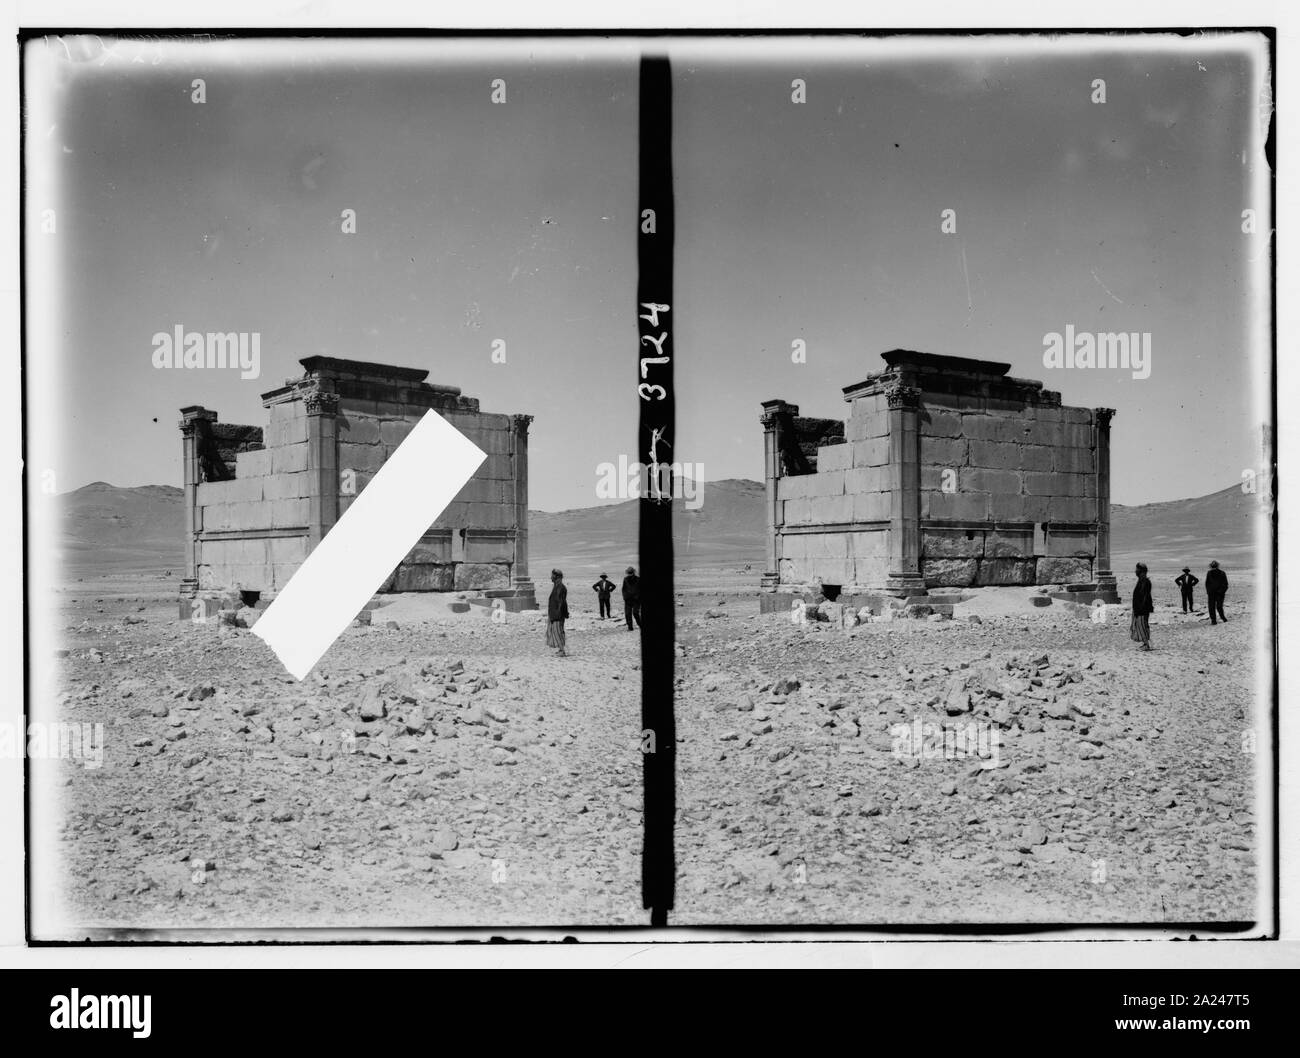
[621,566,642,631]
[592,573,615,620]
[1174,566,1199,613]
[1205,560,1229,625]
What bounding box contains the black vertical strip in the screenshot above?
[637,54,675,926]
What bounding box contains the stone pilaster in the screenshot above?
[510,414,535,596]
[178,406,217,596]
[884,382,926,595]
[304,386,340,547]
[1093,407,1117,598]
[759,400,797,591]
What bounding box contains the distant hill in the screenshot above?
[55,482,185,574]
[52,477,1265,580]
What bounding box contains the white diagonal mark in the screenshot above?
[252,409,486,679]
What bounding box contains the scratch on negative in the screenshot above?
[1090,269,1125,304]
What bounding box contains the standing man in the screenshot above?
[592,573,615,620]
[1174,566,1199,613]
[621,565,642,631]
[1130,562,1154,651]
[1205,560,1229,625]
[545,568,569,657]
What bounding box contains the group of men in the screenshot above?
[1130,559,1231,651]
[591,568,641,630]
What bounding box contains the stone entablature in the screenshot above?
[761,349,1118,603]
[179,357,534,607]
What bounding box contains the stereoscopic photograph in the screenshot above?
[21,30,1274,937]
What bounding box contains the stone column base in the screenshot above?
[759,572,780,592]
[880,572,928,597]
[179,578,199,598]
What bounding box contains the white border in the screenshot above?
[2,0,1294,970]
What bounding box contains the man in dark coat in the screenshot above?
[1174,567,1199,613]
[1205,560,1229,625]
[545,569,569,656]
[592,574,615,620]
[621,566,641,631]
[1130,562,1153,651]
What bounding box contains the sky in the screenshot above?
[25,34,1271,510]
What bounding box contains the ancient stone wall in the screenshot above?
[762,350,1116,602]
[182,357,533,602]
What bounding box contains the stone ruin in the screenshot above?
[178,356,536,614]
[759,349,1120,616]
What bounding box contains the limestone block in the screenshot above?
[1021,496,1051,521]
[779,534,808,561]
[922,530,984,558]
[845,409,888,442]
[231,563,274,591]
[924,558,979,587]
[1037,556,1093,584]
[405,536,453,564]
[483,454,514,481]
[1016,445,1055,472]
[1061,407,1094,425]
[852,553,889,585]
[1051,446,1095,474]
[437,501,470,527]
[808,494,853,524]
[197,481,234,507]
[960,414,1025,443]
[802,558,854,586]
[853,492,890,522]
[235,538,269,565]
[799,532,849,560]
[271,498,309,529]
[963,468,1021,495]
[203,502,235,531]
[272,443,309,475]
[816,443,852,472]
[269,535,308,566]
[339,417,381,445]
[454,562,510,591]
[380,419,415,446]
[1049,496,1096,522]
[845,466,890,494]
[262,472,310,501]
[923,409,964,438]
[394,563,456,592]
[965,440,1020,471]
[921,436,968,467]
[235,449,272,477]
[989,493,1030,522]
[778,475,812,501]
[806,470,846,498]
[454,478,506,506]
[783,498,813,526]
[1045,530,1095,558]
[985,529,1034,558]
[851,437,891,468]
[272,563,302,591]
[471,503,515,530]
[924,490,990,521]
[1058,423,1096,450]
[1025,406,1065,424]
[338,443,386,473]
[1022,472,1059,496]
[475,428,514,456]
[269,401,305,424]
[976,557,1036,586]
[465,532,515,564]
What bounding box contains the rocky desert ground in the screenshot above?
[671,567,1265,928]
[32,572,646,934]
